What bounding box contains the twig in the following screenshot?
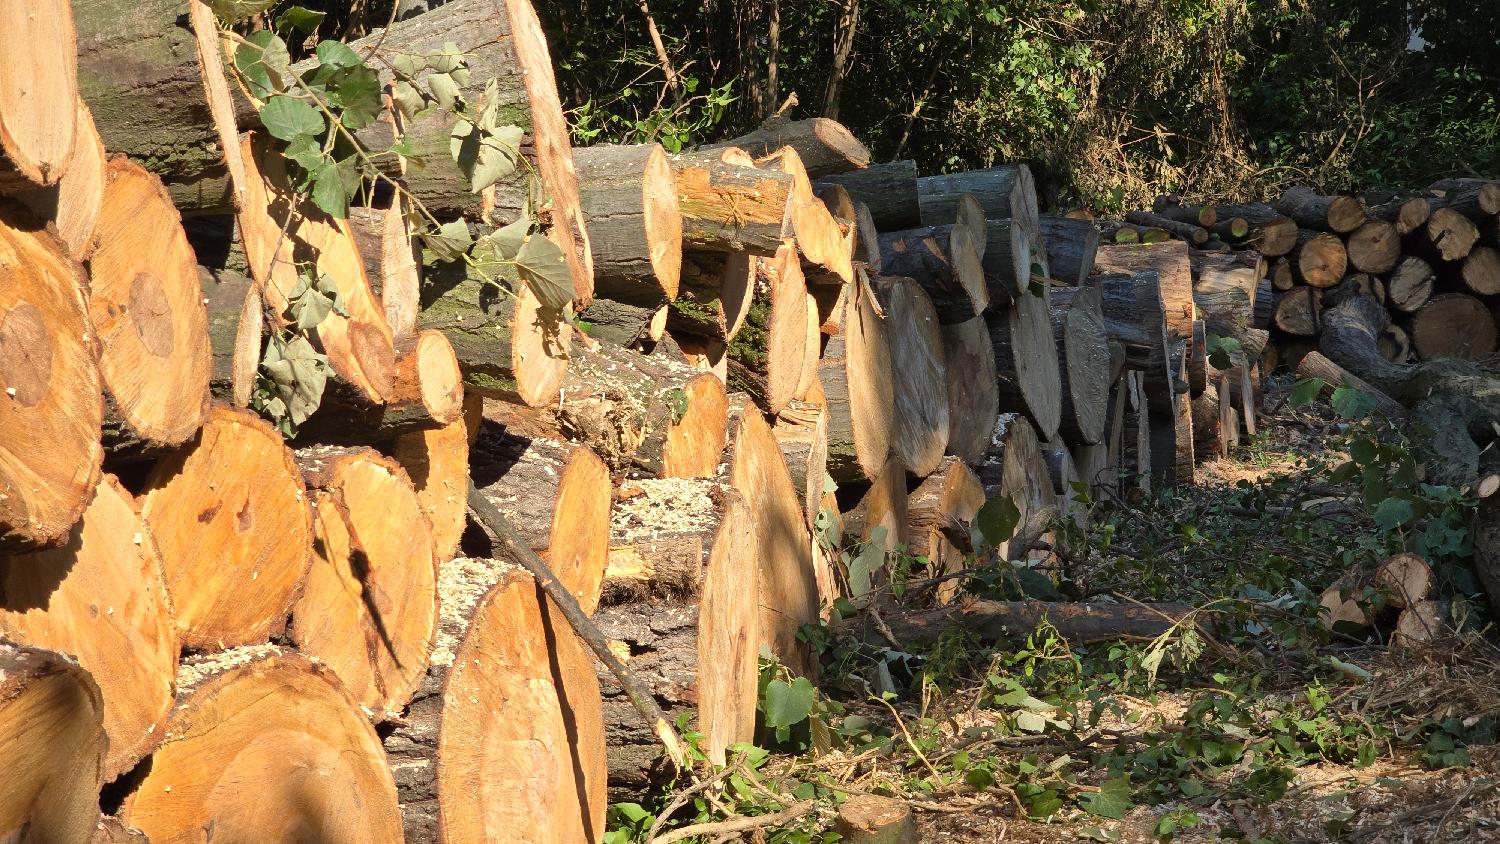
[648,801,815,844]
[466,482,689,770]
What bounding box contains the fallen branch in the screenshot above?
[649,801,817,844]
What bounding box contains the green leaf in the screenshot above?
[1373,497,1416,530]
[314,39,364,69]
[1331,385,1376,419]
[974,494,1021,548]
[391,80,427,121]
[1080,775,1134,819]
[329,66,382,130]
[423,219,473,264]
[207,0,279,24]
[310,163,348,219]
[260,95,324,141]
[274,5,325,35]
[282,133,325,173]
[428,72,462,112]
[515,234,577,311]
[763,678,815,730]
[847,527,887,599]
[1289,377,1326,408]
[235,31,291,99]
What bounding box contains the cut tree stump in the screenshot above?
[139,404,313,650]
[671,148,791,255]
[822,273,894,482]
[1049,285,1112,445]
[1375,552,1432,610]
[0,640,105,843]
[727,243,810,414]
[940,314,1001,465]
[873,276,950,477]
[573,143,683,306]
[814,159,921,230]
[0,476,177,781]
[119,648,404,843]
[292,448,440,722]
[835,795,917,844]
[986,283,1064,442]
[1392,600,1454,647]
[907,457,984,604]
[0,0,78,186]
[877,223,988,321]
[709,116,870,177]
[0,99,107,261]
[0,206,103,550]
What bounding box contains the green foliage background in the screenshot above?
[539,0,1499,210]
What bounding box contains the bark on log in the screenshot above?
[0,99,107,261]
[1345,219,1400,274]
[1048,285,1111,445]
[118,649,404,843]
[668,251,756,342]
[574,143,683,304]
[822,273,895,482]
[874,599,1197,647]
[91,816,149,843]
[0,0,78,186]
[671,148,792,255]
[757,146,855,284]
[0,476,177,782]
[1367,195,1430,236]
[1379,323,1412,364]
[917,165,1040,245]
[726,243,810,414]
[981,217,1033,304]
[1388,256,1436,314]
[0,206,103,551]
[908,457,984,604]
[292,447,440,721]
[814,160,921,230]
[941,315,1001,465]
[1213,203,1298,256]
[873,276,950,477]
[0,640,105,842]
[1151,198,1216,226]
[1124,210,1207,245]
[1093,241,1196,344]
[1429,179,1500,220]
[392,398,476,563]
[139,404,314,650]
[1408,294,1497,361]
[1190,250,1257,338]
[1038,215,1099,284]
[1275,186,1365,233]
[708,116,870,177]
[876,224,988,321]
[987,283,1064,442]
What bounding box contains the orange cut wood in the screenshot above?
[0,0,78,185]
[392,408,474,562]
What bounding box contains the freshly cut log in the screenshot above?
[1457,246,1500,296]
[0,476,177,781]
[987,283,1063,443]
[726,243,810,414]
[1345,219,1400,274]
[119,649,404,843]
[1392,600,1456,647]
[349,202,422,341]
[0,207,103,550]
[1274,286,1321,336]
[1387,256,1436,314]
[0,0,78,186]
[293,329,466,445]
[1214,203,1298,256]
[1290,230,1347,288]
[381,555,607,842]
[1412,207,1479,262]
[1408,294,1497,361]
[574,143,683,304]
[917,165,1039,243]
[773,399,830,530]
[1210,217,1250,243]
[0,100,106,261]
[821,273,895,481]
[670,251,755,342]
[1275,186,1364,233]
[1151,198,1216,226]
[239,133,396,403]
[671,148,791,255]
[757,146,855,284]
[91,156,212,452]
[1367,195,1430,235]
[872,277,949,476]
[1038,215,1099,284]
[907,457,984,603]
[728,399,821,675]
[814,160,921,230]
[1294,351,1407,419]
[1375,552,1432,610]
[1105,222,1168,244]
[980,218,1033,304]
[1048,286,1111,445]
[199,259,261,406]
[1093,241,1195,343]
[1124,210,1207,245]
[1190,251,1257,338]
[595,483,760,792]
[392,401,475,563]
[0,640,104,843]
[419,265,572,406]
[292,448,439,721]
[709,116,870,177]
[1430,178,1500,219]
[940,315,1001,465]
[140,404,313,650]
[844,455,910,560]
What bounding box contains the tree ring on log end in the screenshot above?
[0,302,51,407]
[127,271,175,358]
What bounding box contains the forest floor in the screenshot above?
[616,380,1500,843]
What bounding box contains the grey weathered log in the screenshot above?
[1275,186,1365,233]
[985,283,1063,442]
[916,165,1039,243]
[814,160,921,231]
[1037,216,1098,284]
[1048,286,1111,445]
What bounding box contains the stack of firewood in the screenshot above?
[0,2,1262,842]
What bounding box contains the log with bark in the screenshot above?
[940,315,1001,466]
[671,148,792,255]
[0,640,105,843]
[976,413,1058,557]
[1291,230,1348,288]
[835,796,917,844]
[1429,178,1500,220]
[0,99,107,261]
[727,243,811,414]
[1124,210,1207,245]
[773,398,831,530]
[118,648,405,843]
[873,276,950,477]
[1151,198,1216,227]
[0,205,104,551]
[291,329,466,445]
[907,457,984,603]
[1345,219,1401,274]
[1048,285,1111,445]
[1190,249,1258,338]
[708,116,870,177]
[593,481,761,796]
[669,251,756,342]
[872,598,1201,647]
[1093,241,1196,345]
[1038,215,1099,284]
[814,159,921,230]
[574,143,683,305]
[0,476,177,782]
[916,165,1040,245]
[1275,186,1365,233]
[1213,202,1298,256]
[979,217,1034,305]
[822,273,895,482]
[1457,246,1500,296]
[1367,195,1431,236]
[987,281,1064,443]
[139,404,314,650]
[877,224,989,320]
[1274,286,1321,336]
[392,398,477,563]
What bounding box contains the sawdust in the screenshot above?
[431,556,517,668]
[610,477,727,542]
[176,644,283,688]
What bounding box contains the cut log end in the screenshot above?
[0,0,78,186]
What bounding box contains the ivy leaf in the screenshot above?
[235,31,291,99]
[391,80,427,121]
[427,42,467,73]
[310,162,348,219]
[1331,385,1376,419]
[1080,775,1134,819]
[1289,377,1326,408]
[391,53,429,77]
[428,72,462,112]
[314,39,364,70]
[274,5,326,35]
[329,65,382,130]
[974,494,1021,548]
[515,233,576,311]
[763,678,815,731]
[260,95,324,141]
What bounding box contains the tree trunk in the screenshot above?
[118,649,404,843]
[292,329,466,445]
[940,315,1001,465]
[726,244,810,414]
[822,273,895,482]
[1409,294,1497,361]
[1038,215,1099,284]
[0,476,177,782]
[669,251,756,342]
[0,208,104,551]
[907,457,984,603]
[0,99,107,261]
[392,397,478,563]
[1213,202,1298,256]
[574,143,683,305]
[872,276,950,477]
[1388,256,1436,313]
[987,283,1064,442]
[1345,219,1400,273]
[0,641,105,843]
[291,447,440,722]
[814,160,921,230]
[139,404,314,651]
[876,223,988,322]
[1275,186,1365,233]
[671,148,792,255]
[916,165,1039,246]
[1048,285,1111,445]
[708,116,870,177]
